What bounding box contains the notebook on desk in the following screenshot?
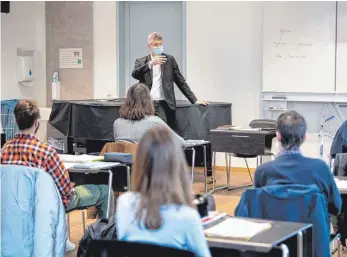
[204,217,271,240]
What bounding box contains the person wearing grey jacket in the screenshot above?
[113,83,184,145]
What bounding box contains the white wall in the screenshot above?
[1,1,46,106]
[91,1,330,167]
[93,1,118,99]
[186,2,264,167]
[186,2,263,128]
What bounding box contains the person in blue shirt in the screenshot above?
[254,110,342,219]
[116,126,211,257]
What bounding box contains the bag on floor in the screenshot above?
[77,215,117,257]
[206,193,216,212]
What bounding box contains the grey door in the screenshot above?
[121,1,186,100]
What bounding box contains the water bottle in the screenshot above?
[53,72,59,82]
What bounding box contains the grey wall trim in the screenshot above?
[119,1,186,97]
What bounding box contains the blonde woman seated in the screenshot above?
[113,83,184,145]
[115,126,211,257]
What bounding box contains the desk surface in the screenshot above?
[334,176,347,195]
[210,129,276,135]
[53,99,231,108]
[184,140,211,148]
[207,217,311,253]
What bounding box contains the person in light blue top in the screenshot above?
[116,126,211,257]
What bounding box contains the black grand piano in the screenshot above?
[48,99,232,177]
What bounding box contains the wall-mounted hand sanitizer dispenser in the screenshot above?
[17,48,34,87]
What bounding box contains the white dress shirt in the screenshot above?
[149,56,165,101]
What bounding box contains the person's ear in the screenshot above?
[34,119,40,130]
[276,131,281,142]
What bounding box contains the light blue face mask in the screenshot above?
[152,46,163,56]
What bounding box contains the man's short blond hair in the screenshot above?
[148,32,163,45]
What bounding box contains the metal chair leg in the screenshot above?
[67,213,71,240]
[81,209,86,234]
[212,151,216,191]
[203,146,207,194]
[228,154,232,188]
[244,158,254,183]
[191,148,196,185]
[225,153,230,189]
[211,152,229,193]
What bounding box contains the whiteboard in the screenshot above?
[336,1,347,93]
[263,2,336,93]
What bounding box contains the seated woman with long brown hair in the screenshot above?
[115,126,211,257]
[113,83,184,144]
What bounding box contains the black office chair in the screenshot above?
[330,120,347,160]
[333,153,347,250]
[85,239,195,257]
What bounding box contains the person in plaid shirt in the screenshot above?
[1,99,114,220]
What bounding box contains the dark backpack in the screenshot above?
[77,215,117,257]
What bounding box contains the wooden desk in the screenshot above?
[206,216,312,257]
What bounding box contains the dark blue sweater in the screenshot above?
[254,152,342,216]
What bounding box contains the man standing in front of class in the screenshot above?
[132,32,208,130]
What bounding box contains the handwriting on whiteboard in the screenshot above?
[280,29,291,35]
[276,54,307,59]
[274,29,312,60]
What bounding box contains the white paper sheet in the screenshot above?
[63,162,79,170]
[70,162,119,170]
[205,218,271,239]
[59,154,103,163]
[59,48,83,68]
[334,178,347,190]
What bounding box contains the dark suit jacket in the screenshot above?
[131,53,197,110]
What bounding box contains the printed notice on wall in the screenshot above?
[59,48,83,68]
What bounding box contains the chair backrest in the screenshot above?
[1,165,66,257]
[235,184,329,257]
[249,119,276,130]
[334,153,347,176]
[86,239,195,257]
[100,141,138,162]
[330,120,347,158]
[100,140,138,175]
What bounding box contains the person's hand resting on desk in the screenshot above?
[195,100,209,106]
